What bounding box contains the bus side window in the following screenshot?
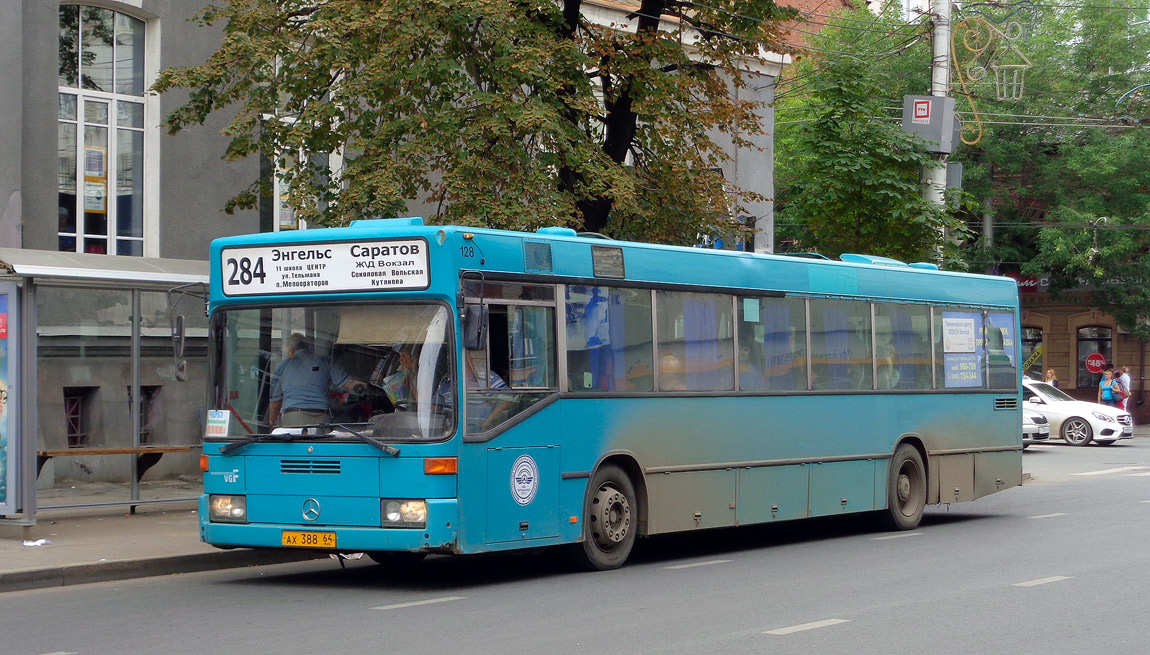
[566,286,653,392]
[810,299,871,391]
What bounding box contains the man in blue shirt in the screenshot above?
[267,334,359,428]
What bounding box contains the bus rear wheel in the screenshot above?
[881,444,926,531]
[576,464,637,571]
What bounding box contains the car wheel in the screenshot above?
[1061,417,1093,446]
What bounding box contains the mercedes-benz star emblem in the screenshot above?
[302,498,321,522]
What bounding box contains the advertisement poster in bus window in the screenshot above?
[1,295,9,506]
[942,311,981,388]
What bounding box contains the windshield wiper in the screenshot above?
[218,424,401,456]
[219,429,333,455]
[324,423,401,456]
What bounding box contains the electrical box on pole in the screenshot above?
[901,96,961,154]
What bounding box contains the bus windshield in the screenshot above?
[212,302,454,441]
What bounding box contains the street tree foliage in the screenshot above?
[950,1,1150,336]
[153,0,797,243]
[773,3,966,263]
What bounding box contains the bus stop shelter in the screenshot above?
[0,248,208,530]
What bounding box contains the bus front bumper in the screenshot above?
[199,495,459,553]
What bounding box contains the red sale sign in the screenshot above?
[1085,352,1107,374]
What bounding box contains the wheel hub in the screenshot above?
[591,485,631,548]
[896,474,911,504]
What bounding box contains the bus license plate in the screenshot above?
[282,530,336,549]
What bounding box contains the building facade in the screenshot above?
[1,2,255,513]
[1020,285,1147,424]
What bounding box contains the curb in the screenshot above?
[0,549,327,594]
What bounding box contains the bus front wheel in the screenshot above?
[881,444,926,531]
[576,464,637,571]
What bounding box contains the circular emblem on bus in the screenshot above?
[302,498,321,522]
[510,455,539,506]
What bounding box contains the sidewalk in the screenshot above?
[0,494,323,594]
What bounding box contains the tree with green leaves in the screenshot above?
[950,1,1150,336]
[154,0,797,243]
[773,2,966,263]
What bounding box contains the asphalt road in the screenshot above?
[3,439,1149,655]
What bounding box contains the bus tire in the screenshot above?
[576,464,637,571]
[881,444,926,531]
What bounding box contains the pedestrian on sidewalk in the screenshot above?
[1043,368,1059,388]
[1117,365,1132,410]
[1098,368,1122,407]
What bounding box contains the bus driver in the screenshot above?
[267,333,362,428]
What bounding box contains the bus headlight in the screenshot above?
[209,495,248,523]
[381,499,427,528]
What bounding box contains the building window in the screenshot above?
[1076,326,1112,389]
[1021,326,1043,380]
[63,386,97,447]
[57,5,146,256]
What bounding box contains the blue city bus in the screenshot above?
[199,217,1022,570]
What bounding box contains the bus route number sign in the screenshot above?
[220,239,429,296]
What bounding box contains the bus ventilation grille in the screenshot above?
[993,397,1018,410]
[280,459,341,474]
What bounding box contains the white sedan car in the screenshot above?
[1022,379,1133,446]
[1022,407,1050,449]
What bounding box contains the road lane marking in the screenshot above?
[1072,466,1149,476]
[1013,576,1073,587]
[663,559,732,570]
[1028,444,1056,449]
[1125,472,1150,477]
[39,652,79,655]
[764,619,851,635]
[372,596,465,610]
[1028,513,1067,519]
[872,532,923,540]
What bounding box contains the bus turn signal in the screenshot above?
[424,457,458,475]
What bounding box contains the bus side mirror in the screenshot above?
[172,314,187,381]
[172,314,186,359]
[463,305,487,351]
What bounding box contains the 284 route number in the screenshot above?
[226,257,267,286]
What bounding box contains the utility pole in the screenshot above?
[924,0,951,210]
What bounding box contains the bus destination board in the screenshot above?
[220,239,429,296]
